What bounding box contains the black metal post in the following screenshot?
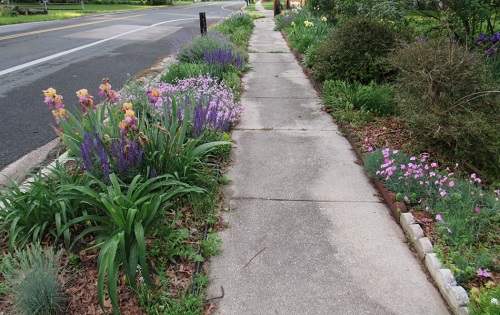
[199,12,207,36]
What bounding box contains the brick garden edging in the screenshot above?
[279,28,471,315]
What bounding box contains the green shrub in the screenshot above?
[312,18,397,84]
[1,243,67,315]
[388,38,500,183]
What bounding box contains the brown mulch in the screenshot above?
[350,116,415,153]
[63,248,141,315]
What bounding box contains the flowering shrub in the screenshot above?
[365,148,500,283]
[147,75,242,137]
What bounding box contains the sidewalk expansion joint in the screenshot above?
[233,127,336,131]
[242,96,317,100]
[231,196,381,204]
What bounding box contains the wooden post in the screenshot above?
[199,12,207,36]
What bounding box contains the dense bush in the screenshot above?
[312,18,397,84]
[388,38,500,183]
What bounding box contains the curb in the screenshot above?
[277,27,471,315]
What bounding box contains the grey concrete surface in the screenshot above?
[206,3,451,314]
[236,97,334,130]
[0,138,61,187]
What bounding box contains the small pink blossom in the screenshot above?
[367,146,374,152]
[435,214,443,222]
[449,181,455,187]
[440,190,447,197]
[475,206,481,213]
[477,268,491,278]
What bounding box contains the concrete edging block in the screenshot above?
[398,213,470,315]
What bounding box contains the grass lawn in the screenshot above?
[244,4,257,11]
[261,1,274,10]
[0,2,192,25]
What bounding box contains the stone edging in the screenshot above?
[278,27,471,315]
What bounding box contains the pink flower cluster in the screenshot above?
[147,75,242,132]
[375,148,459,205]
[476,268,491,278]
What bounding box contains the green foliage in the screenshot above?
[160,63,207,83]
[141,98,230,184]
[62,173,202,314]
[305,0,335,20]
[427,0,499,41]
[0,7,18,17]
[313,18,397,84]
[1,243,67,315]
[214,12,255,47]
[0,159,87,252]
[200,233,222,257]
[334,0,409,22]
[322,80,396,117]
[280,10,331,54]
[470,284,500,315]
[388,38,500,183]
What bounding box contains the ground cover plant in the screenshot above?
[0,11,256,314]
[278,2,500,313]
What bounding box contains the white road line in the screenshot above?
[0,17,197,77]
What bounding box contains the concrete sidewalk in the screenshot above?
[206,4,451,315]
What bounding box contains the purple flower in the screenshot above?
[476,34,488,45]
[111,138,143,174]
[80,131,110,182]
[490,33,500,44]
[486,48,494,58]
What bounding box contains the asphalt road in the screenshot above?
[0,1,245,170]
